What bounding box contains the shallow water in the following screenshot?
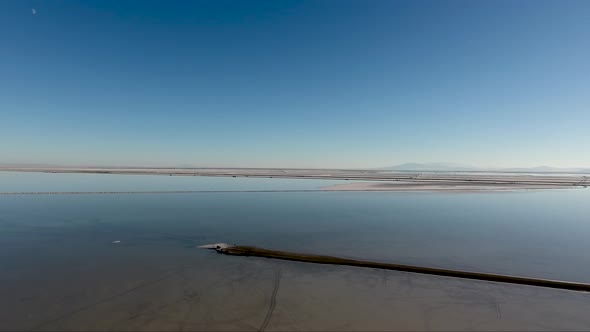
[1,173,590,331]
[0,171,353,192]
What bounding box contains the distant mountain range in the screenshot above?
[1,162,589,174]
[382,163,590,174]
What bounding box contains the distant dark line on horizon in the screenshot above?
[0,190,327,195]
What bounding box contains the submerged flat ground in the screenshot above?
[5,253,590,331]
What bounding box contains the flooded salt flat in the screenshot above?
[0,171,356,192]
[1,173,590,330]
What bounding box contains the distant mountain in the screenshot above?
[381,163,590,174]
[2,161,589,174]
[501,166,586,173]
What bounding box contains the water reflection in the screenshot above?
[1,175,590,330]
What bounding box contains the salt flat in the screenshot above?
[1,167,588,191]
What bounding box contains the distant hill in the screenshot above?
[501,166,587,173]
[381,163,590,174]
[2,162,589,174]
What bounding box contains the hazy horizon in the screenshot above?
[2,0,589,168]
[1,160,589,171]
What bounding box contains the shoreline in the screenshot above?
[319,181,577,192]
[1,167,588,191]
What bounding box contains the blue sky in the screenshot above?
[1,0,589,168]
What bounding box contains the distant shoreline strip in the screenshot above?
[0,190,327,195]
[0,188,563,195]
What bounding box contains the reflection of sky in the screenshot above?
[2,175,590,330]
[0,172,353,192]
[1,173,590,283]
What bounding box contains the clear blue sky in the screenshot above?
[1,0,589,168]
